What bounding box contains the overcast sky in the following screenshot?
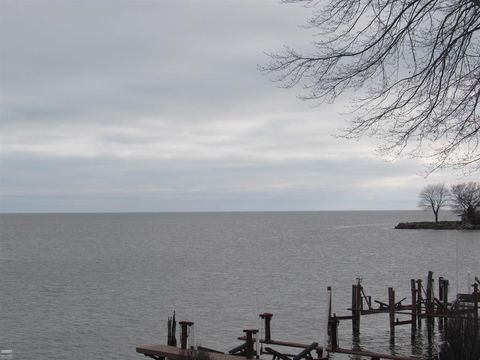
[0,0,477,213]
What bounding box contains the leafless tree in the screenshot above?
[263,0,480,171]
[418,183,449,223]
[450,181,480,223]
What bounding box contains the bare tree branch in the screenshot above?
[262,0,480,172]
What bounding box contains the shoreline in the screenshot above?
[395,221,480,230]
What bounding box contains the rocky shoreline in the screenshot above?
[395,221,480,230]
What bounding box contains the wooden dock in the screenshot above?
[137,270,479,360]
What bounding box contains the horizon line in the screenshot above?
[0,209,439,215]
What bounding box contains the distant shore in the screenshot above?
[395,221,480,230]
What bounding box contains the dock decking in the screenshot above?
[137,345,247,360]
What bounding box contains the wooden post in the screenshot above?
[416,279,422,328]
[439,277,449,329]
[439,277,444,303]
[426,271,435,336]
[328,318,339,350]
[438,277,445,328]
[179,321,194,350]
[243,329,258,359]
[410,279,417,334]
[325,286,333,354]
[352,283,361,334]
[388,287,395,342]
[167,312,177,347]
[259,313,273,343]
[443,279,449,308]
[426,271,434,316]
[328,286,332,318]
[352,284,357,333]
[358,283,363,312]
[442,278,449,330]
[473,283,479,334]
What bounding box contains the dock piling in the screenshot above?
[426,271,434,318]
[168,312,177,347]
[179,321,194,350]
[259,313,273,343]
[416,279,423,328]
[243,329,258,359]
[473,283,479,333]
[328,317,339,350]
[352,281,362,334]
[388,287,395,342]
[410,279,417,334]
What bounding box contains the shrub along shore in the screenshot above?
[395,221,480,230]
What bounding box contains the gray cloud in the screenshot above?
[0,1,311,125]
[0,0,476,212]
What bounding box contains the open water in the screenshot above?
[0,211,479,360]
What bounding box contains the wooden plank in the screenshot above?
[136,345,245,360]
[361,309,389,315]
[374,300,389,308]
[236,337,322,350]
[331,315,355,320]
[136,344,421,360]
[264,339,323,351]
[237,337,318,350]
[263,347,290,360]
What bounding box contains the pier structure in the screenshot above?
[137,271,479,360]
[326,271,479,347]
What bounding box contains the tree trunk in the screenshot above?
[466,207,476,224]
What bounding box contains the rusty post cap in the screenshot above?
[259,313,273,318]
[179,321,194,326]
[243,329,259,334]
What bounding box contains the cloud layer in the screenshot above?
[0,0,476,213]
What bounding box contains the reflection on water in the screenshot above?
[410,320,438,359]
[344,317,477,360]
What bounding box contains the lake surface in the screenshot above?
[0,211,478,360]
